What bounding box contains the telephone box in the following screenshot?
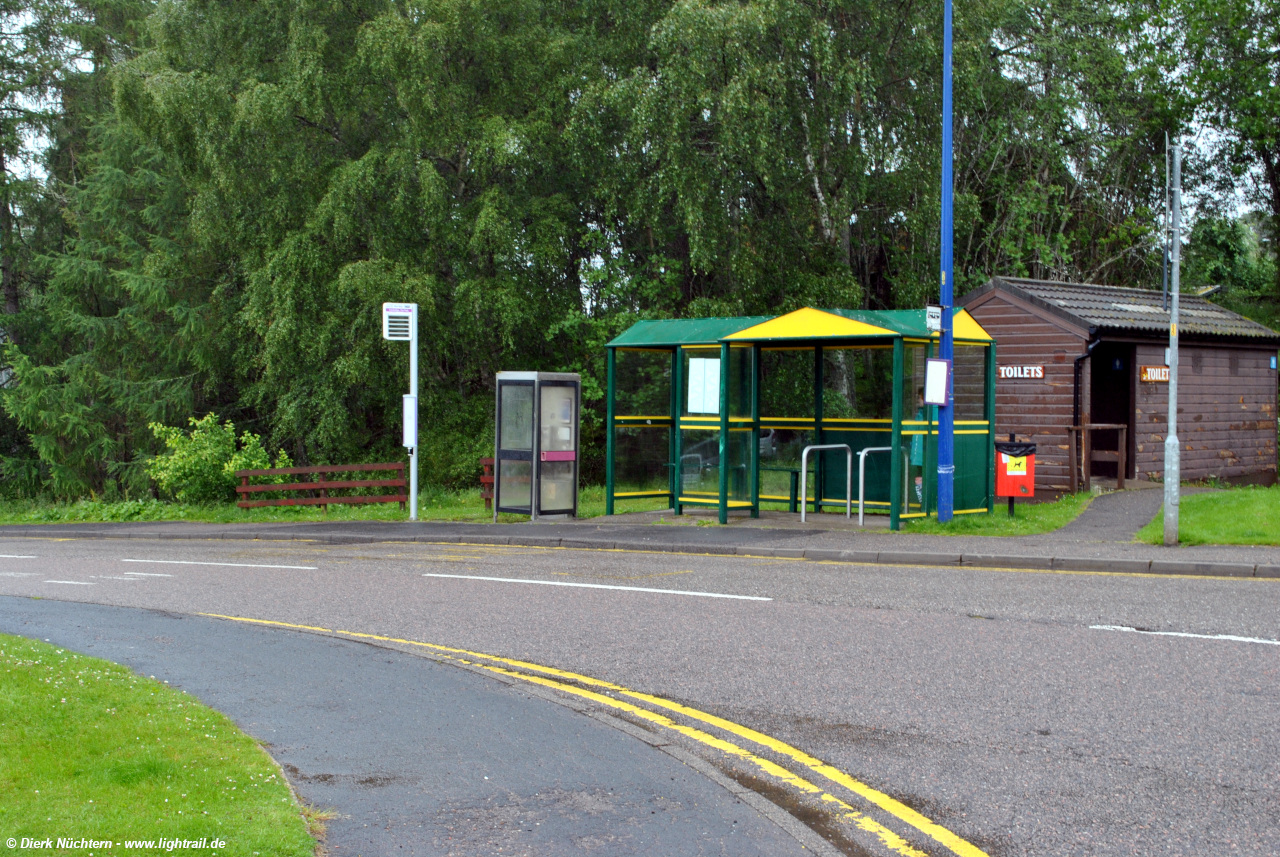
[494,372,580,520]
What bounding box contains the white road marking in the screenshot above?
[1091,625,1280,646]
[0,572,36,578]
[423,572,772,601]
[92,576,142,581]
[44,580,94,586]
[121,572,173,578]
[121,559,318,570]
[0,554,36,558]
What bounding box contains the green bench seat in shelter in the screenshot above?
[604,307,997,529]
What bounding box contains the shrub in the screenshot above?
[146,414,292,503]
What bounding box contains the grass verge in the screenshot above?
[0,484,669,526]
[0,486,1098,535]
[0,634,316,856]
[1134,484,1280,546]
[899,491,1093,536]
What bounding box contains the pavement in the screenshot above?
[0,485,1275,577]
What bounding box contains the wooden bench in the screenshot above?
[236,462,407,512]
[480,458,495,511]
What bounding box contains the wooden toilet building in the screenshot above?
[961,277,1280,493]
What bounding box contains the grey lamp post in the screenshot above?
[1163,146,1181,545]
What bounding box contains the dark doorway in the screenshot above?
[1088,343,1136,480]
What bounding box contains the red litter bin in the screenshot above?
[995,440,1035,515]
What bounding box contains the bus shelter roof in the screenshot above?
[606,307,991,349]
[606,316,770,348]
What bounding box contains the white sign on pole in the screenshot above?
[925,305,943,332]
[382,303,417,341]
[402,395,417,448]
[924,358,950,406]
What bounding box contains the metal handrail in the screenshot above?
[799,444,852,523]
[857,447,894,525]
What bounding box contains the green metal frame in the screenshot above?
[890,338,904,531]
[751,343,761,519]
[605,347,616,517]
[717,341,730,524]
[813,345,824,514]
[673,346,684,516]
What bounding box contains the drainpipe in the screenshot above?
[1072,336,1101,429]
[1072,337,1101,490]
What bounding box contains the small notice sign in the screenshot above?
[1140,366,1170,383]
[925,305,943,332]
[1002,454,1027,476]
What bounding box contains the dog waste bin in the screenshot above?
[995,440,1035,516]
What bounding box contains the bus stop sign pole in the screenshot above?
[383,302,419,521]
[937,0,956,523]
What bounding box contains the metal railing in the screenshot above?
[799,444,852,523]
[857,447,894,525]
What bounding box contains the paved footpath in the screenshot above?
[1,487,1274,577]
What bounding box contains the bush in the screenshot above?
[146,414,292,503]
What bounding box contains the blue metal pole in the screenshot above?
[937,0,955,522]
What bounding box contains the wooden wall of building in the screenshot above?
[1134,343,1278,485]
[965,292,1087,493]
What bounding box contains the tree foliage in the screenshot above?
[0,0,1269,498]
[1180,0,1280,295]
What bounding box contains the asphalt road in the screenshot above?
[1,535,1277,857]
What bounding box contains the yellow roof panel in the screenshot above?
[724,308,896,341]
[941,309,992,342]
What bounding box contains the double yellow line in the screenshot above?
[201,613,988,857]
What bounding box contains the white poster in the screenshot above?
[687,357,721,414]
[924,358,950,406]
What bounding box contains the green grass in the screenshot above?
[0,634,317,856]
[0,484,672,526]
[899,492,1094,536]
[419,483,669,522]
[1135,484,1280,545]
[0,496,413,525]
[0,485,1099,536]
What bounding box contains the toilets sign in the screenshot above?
[997,365,1044,380]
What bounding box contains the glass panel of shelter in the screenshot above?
[612,348,673,502]
[819,345,899,514]
[678,346,722,503]
[952,343,993,513]
[902,341,931,518]
[675,346,755,508]
[758,348,817,508]
[754,343,906,515]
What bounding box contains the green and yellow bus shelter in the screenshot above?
[604,307,996,529]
